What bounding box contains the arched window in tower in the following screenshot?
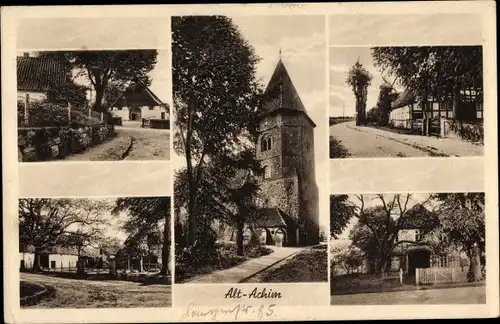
[261,135,272,152]
[263,166,272,179]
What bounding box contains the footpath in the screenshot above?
[346,124,484,157]
[185,246,304,284]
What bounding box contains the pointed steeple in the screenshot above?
[260,55,316,127]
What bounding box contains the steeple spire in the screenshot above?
[279,48,282,60]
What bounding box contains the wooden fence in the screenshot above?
[416,267,469,285]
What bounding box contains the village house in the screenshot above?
[389,86,483,137]
[110,80,169,122]
[19,245,102,271]
[17,52,70,104]
[388,226,466,277]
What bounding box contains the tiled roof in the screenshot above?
[391,90,417,110]
[260,59,316,127]
[250,208,288,228]
[20,245,103,257]
[17,56,68,92]
[399,203,439,230]
[114,80,166,108]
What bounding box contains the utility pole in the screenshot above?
[342,101,345,119]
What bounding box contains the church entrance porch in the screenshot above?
[259,228,286,247]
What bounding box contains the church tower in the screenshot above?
[256,56,319,246]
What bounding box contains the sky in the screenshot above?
[17,50,170,105]
[65,198,129,247]
[333,193,434,241]
[172,15,328,230]
[329,47,404,118]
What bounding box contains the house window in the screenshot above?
[261,135,272,152]
[263,166,271,179]
[149,106,154,110]
[415,230,421,242]
[117,106,122,111]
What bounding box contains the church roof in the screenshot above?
[251,208,288,228]
[260,59,316,127]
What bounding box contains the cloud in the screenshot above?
[329,63,351,74]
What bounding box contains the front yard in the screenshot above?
[331,272,486,296]
[20,273,171,308]
[261,244,328,283]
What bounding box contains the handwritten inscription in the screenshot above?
[182,303,276,321]
[224,287,283,299]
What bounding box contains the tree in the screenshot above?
[18,198,110,272]
[330,243,363,276]
[38,50,158,114]
[175,148,263,258]
[433,192,485,281]
[172,16,262,248]
[329,195,355,239]
[348,194,439,276]
[346,60,373,126]
[113,197,171,276]
[46,82,89,108]
[371,46,483,135]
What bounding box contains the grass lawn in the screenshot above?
[175,243,274,283]
[20,273,171,308]
[261,245,328,283]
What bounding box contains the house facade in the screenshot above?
[110,81,169,122]
[389,227,466,276]
[389,87,483,136]
[17,52,69,104]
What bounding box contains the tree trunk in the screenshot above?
[355,98,361,126]
[467,245,483,282]
[452,78,462,133]
[161,214,170,276]
[33,250,42,273]
[93,86,106,113]
[236,218,245,257]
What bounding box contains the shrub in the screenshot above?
[19,101,102,127]
[329,136,350,158]
[448,120,484,143]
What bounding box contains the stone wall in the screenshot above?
[18,124,115,162]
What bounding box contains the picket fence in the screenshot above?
[416,267,469,285]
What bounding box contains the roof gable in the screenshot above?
[114,80,166,108]
[251,207,288,228]
[260,59,316,127]
[391,90,417,110]
[17,56,68,92]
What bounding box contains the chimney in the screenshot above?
[23,52,29,58]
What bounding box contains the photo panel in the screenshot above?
[328,45,483,159]
[17,48,171,163]
[19,196,173,309]
[171,14,330,307]
[329,192,486,305]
